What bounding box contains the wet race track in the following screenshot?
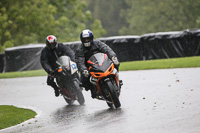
[1,68,200,133]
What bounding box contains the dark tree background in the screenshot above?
[1,0,200,52]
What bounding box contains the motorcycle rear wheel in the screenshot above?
[105,80,121,108]
[73,80,85,105]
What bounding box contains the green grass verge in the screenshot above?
[0,69,47,79]
[119,56,200,71]
[0,105,37,130]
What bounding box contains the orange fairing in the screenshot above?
[90,63,114,78]
[87,60,95,65]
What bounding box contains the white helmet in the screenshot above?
[80,29,94,47]
[46,35,58,49]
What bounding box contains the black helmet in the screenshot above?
[80,29,93,47]
[45,35,58,49]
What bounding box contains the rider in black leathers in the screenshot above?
[75,29,123,98]
[40,35,75,97]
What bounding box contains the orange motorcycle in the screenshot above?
[87,53,121,108]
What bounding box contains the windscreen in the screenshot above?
[88,53,107,65]
[56,56,71,68]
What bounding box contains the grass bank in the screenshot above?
[0,105,37,130]
[120,56,200,71]
[0,69,47,79]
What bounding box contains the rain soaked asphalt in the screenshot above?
[0,68,200,133]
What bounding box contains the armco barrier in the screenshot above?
[4,44,44,72]
[0,29,200,72]
[0,53,4,73]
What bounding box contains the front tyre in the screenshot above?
[73,80,85,105]
[56,77,75,105]
[105,80,121,108]
[106,101,113,108]
[64,97,75,105]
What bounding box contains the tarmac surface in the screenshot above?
[0,68,200,133]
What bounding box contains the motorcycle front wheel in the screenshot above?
[106,101,113,108]
[105,80,121,108]
[64,97,75,105]
[73,80,85,105]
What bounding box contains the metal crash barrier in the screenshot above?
[1,29,200,72]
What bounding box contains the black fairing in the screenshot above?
[87,53,113,73]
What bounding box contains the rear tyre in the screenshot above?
[73,80,85,105]
[106,80,121,108]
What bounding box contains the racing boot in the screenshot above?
[119,80,123,93]
[80,81,91,91]
[90,87,97,99]
[47,77,60,97]
[54,87,60,97]
[119,80,123,88]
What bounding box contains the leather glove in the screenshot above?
[82,70,89,77]
[112,57,119,65]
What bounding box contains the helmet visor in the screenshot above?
[82,37,91,43]
[47,42,57,49]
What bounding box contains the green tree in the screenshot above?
[0,0,105,52]
[91,20,106,38]
[86,0,128,36]
[120,0,200,35]
[0,0,57,52]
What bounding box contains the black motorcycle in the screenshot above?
[55,56,85,105]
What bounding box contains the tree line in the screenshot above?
[87,0,200,36]
[1,0,200,52]
[0,0,105,52]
